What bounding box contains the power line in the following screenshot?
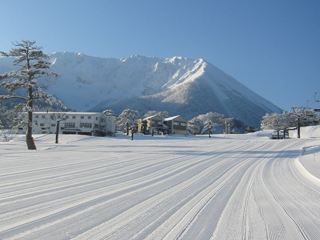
[304,90,320,109]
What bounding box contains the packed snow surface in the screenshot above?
[1,126,320,239]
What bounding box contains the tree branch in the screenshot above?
[0,94,27,102]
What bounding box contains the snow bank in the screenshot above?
[295,155,320,187]
[288,125,320,183]
[289,125,320,139]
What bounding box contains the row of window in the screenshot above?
[149,121,187,127]
[65,122,94,129]
[173,122,187,126]
[174,130,187,135]
[38,122,95,129]
[80,123,92,128]
[34,115,99,120]
[40,123,56,127]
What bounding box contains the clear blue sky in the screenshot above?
[1,0,319,111]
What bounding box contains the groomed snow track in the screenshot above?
[0,133,319,239]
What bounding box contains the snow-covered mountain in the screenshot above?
[0,52,282,127]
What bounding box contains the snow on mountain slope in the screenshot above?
[45,53,201,111]
[0,52,282,127]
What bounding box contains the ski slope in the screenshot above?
[0,127,320,240]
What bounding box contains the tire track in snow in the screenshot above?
[0,141,235,239]
[75,144,257,240]
[244,139,319,240]
[262,160,311,240]
[211,140,306,240]
[152,141,270,240]
[1,137,320,239]
[1,140,251,239]
[262,145,320,240]
[61,149,243,239]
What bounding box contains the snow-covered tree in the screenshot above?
[116,109,140,132]
[188,116,202,134]
[201,119,215,137]
[143,110,168,119]
[0,40,64,149]
[261,113,281,130]
[261,111,297,130]
[102,109,116,116]
[224,118,234,134]
[261,109,319,132]
[156,111,168,119]
[189,112,247,134]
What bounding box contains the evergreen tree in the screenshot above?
[201,119,215,137]
[116,109,140,132]
[0,40,64,149]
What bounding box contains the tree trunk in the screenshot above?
[26,87,36,150]
[297,117,301,138]
[26,112,36,149]
[55,120,60,144]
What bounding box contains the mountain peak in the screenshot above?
[0,53,282,127]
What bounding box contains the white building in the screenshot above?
[18,111,117,136]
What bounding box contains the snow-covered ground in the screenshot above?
[1,126,320,239]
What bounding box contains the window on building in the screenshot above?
[36,115,39,118]
[174,130,186,135]
[65,122,76,128]
[181,123,187,126]
[65,116,69,119]
[174,122,179,125]
[42,115,45,118]
[81,116,84,119]
[51,124,56,127]
[88,116,91,119]
[40,123,45,127]
[72,116,76,119]
[80,123,92,128]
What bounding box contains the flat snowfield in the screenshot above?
[1,129,320,240]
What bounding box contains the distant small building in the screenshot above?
[138,114,168,135]
[163,115,188,135]
[17,111,116,136]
